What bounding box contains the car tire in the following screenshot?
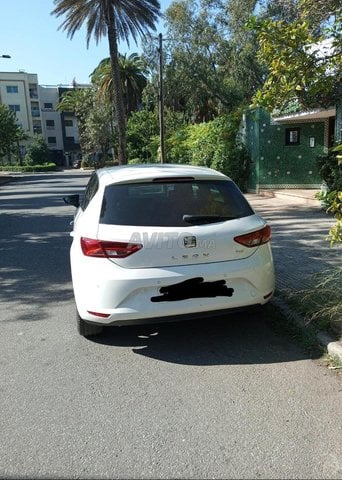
[77,311,103,337]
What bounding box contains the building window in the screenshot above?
[6,86,18,93]
[48,136,57,144]
[64,119,73,127]
[65,136,75,143]
[46,119,55,129]
[285,127,300,145]
[8,104,20,112]
[44,102,53,109]
[34,119,42,134]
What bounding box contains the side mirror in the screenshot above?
[63,194,80,208]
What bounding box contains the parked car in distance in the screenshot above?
[72,158,81,169]
[63,164,275,337]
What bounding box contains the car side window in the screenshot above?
[81,173,99,210]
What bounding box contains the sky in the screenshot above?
[0,0,172,86]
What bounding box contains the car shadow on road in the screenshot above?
[91,309,318,366]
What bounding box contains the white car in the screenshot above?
[64,164,275,337]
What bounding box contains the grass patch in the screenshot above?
[283,267,342,336]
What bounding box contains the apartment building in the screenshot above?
[56,86,82,163]
[0,71,42,144]
[0,71,83,165]
[39,85,82,165]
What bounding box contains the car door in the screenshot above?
[72,172,99,232]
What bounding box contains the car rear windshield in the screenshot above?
[100,180,254,227]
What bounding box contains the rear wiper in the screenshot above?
[183,214,236,225]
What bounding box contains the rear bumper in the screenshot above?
[87,304,264,327]
[71,245,275,325]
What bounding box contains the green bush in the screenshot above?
[166,126,191,164]
[0,163,56,172]
[166,113,250,190]
[316,144,342,246]
[24,135,49,166]
[326,191,342,246]
[126,110,159,162]
[211,145,250,192]
[317,150,342,192]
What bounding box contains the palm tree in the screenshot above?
[120,53,148,116]
[91,53,147,117]
[91,58,114,101]
[57,87,95,154]
[52,0,160,165]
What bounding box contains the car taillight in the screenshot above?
[234,225,271,248]
[81,237,142,258]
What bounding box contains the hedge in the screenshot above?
[0,163,57,173]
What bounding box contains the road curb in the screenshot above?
[271,296,342,364]
[317,331,342,363]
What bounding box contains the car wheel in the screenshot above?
[77,311,103,337]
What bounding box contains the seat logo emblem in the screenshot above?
[183,236,197,248]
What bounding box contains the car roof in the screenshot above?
[96,164,229,186]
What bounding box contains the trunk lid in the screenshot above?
[97,215,265,268]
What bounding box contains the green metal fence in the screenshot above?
[244,108,324,191]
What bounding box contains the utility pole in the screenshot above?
[158,33,165,164]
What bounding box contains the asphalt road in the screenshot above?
[0,171,341,479]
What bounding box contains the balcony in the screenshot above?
[29,84,38,99]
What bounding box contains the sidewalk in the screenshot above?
[259,188,320,207]
[247,190,342,361]
[247,191,340,290]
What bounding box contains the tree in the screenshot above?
[218,0,264,103]
[0,104,22,163]
[83,101,114,157]
[260,0,301,23]
[57,87,95,154]
[142,0,264,123]
[162,0,235,120]
[14,128,29,166]
[120,53,147,116]
[52,0,160,165]
[249,0,342,111]
[91,53,147,118]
